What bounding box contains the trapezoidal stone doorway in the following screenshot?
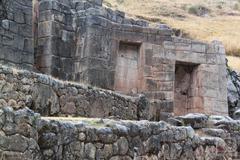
[114,42,142,95]
[174,62,202,116]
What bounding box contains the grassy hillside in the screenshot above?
[103,0,240,70]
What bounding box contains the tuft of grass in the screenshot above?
[233,3,240,11]
[188,5,210,16]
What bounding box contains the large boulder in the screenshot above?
[175,113,208,129]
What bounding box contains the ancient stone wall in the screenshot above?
[35,0,228,117]
[1,106,240,160]
[0,0,228,117]
[36,0,171,86]
[0,107,42,159]
[0,0,34,69]
[0,64,149,120]
[143,39,227,118]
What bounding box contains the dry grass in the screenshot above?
[160,16,240,57]
[227,56,240,72]
[104,0,240,69]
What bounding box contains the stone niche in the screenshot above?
[174,62,200,116]
[114,42,142,94]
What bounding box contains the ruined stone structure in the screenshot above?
[0,0,236,158]
[0,65,149,120]
[0,64,238,159]
[1,106,240,160]
[0,0,228,119]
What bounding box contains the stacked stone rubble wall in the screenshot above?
[0,107,240,160]
[0,64,149,120]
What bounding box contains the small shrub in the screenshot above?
[216,4,223,9]
[116,0,124,5]
[188,5,210,16]
[234,3,240,11]
[181,4,189,11]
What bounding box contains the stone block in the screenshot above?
[14,11,25,24]
[217,54,226,65]
[37,37,58,56]
[145,79,158,91]
[145,49,153,65]
[39,10,55,22]
[176,113,208,129]
[143,66,152,77]
[153,72,174,81]
[9,21,18,33]
[21,53,34,64]
[176,50,206,64]
[206,53,218,64]
[23,38,33,53]
[39,0,53,12]
[175,43,191,51]
[4,50,20,64]
[38,21,61,38]
[173,37,192,44]
[188,97,204,110]
[87,69,114,89]
[197,64,218,73]
[60,58,74,73]
[164,49,176,60]
[1,20,10,30]
[89,0,103,6]
[1,36,14,46]
[203,97,217,113]
[18,24,32,38]
[151,100,174,113]
[152,57,174,65]
[152,44,164,58]
[143,91,174,100]
[152,63,175,72]
[157,81,174,91]
[192,43,206,53]
[35,54,53,68]
[13,36,25,51]
[163,41,175,50]
[196,71,218,88]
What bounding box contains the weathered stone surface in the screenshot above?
[227,65,240,119]
[32,83,59,116]
[176,113,209,129]
[0,65,149,120]
[85,143,96,159]
[0,107,41,159]
[0,0,34,69]
[113,137,129,155]
[0,107,240,159]
[1,0,228,119]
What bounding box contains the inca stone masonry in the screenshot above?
[0,0,238,159]
[0,0,227,118]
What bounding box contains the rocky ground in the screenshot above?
[227,61,240,119]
